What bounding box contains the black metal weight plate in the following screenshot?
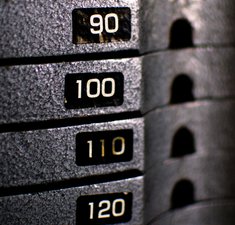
[143,48,235,113]
[145,100,235,170]
[141,0,235,53]
[0,0,140,58]
[0,177,143,225]
[150,200,235,225]
[0,118,144,188]
[145,155,235,224]
[0,58,142,124]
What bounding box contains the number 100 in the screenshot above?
[76,78,116,99]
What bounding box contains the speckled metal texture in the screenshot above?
[145,155,235,224]
[0,118,144,188]
[145,100,235,170]
[140,0,235,53]
[150,200,235,225]
[142,47,235,113]
[0,176,143,225]
[0,58,142,124]
[0,0,140,58]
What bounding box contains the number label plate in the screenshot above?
[76,130,133,166]
[72,8,131,44]
[77,193,132,225]
[64,73,124,109]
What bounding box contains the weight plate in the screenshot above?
[145,100,235,170]
[143,48,235,113]
[150,200,235,225]
[0,0,140,58]
[0,176,143,225]
[0,58,142,123]
[0,118,144,188]
[141,0,235,53]
[145,155,235,224]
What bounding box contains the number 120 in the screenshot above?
[89,198,125,220]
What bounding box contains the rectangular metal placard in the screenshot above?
[76,129,133,166]
[72,8,131,44]
[65,72,124,109]
[77,192,132,224]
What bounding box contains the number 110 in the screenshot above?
[87,137,125,159]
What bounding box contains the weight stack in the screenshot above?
[1,0,235,225]
[0,1,145,224]
[143,1,235,225]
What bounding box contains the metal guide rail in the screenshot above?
[1,0,235,225]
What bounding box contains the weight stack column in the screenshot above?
[0,1,145,224]
[141,1,235,225]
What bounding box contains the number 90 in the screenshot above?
[90,13,119,35]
